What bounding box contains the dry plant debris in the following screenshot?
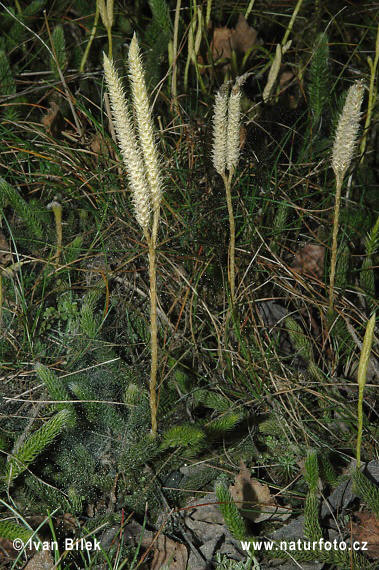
[24,550,55,570]
[123,520,188,569]
[351,511,379,559]
[229,462,291,523]
[292,243,325,279]
[211,14,257,62]
[0,229,11,266]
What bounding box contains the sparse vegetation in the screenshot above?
[0,1,377,568]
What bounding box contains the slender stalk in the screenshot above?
[152,206,160,250]
[107,25,112,59]
[223,173,235,305]
[328,174,343,313]
[184,9,196,93]
[52,201,62,262]
[98,0,113,59]
[79,1,100,72]
[245,0,256,20]
[205,0,212,27]
[360,22,379,160]
[281,0,304,47]
[356,313,376,468]
[149,203,160,437]
[146,233,158,437]
[171,0,181,113]
[0,274,2,328]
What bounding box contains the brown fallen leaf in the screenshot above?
[211,26,233,61]
[151,534,188,570]
[24,550,54,570]
[56,512,78,532]
[229,462,291,523]
[0,229,11,267]
[211,15,257,63]
[231,14,257,54]
[124,520,188,569]
[41,101,62,136]
[90,133,110,156]
[292,244,325,280]
[197,54,206,74]
[351,511,379,559]
[0,537,17,560]
[279,70,294,87]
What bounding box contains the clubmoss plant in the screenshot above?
[360,216,379,311]
[353,468,379,517]
[103,34,163,436]
[0,521,33,544]
[308,32,329,126]
[145,0,173,90]
[0,49,19,120]
[212,78,245,305]
[50,25,67,80]
[304,450,322,541]
[5,408,73,485]
[215,475,248,541]
[329,80,364,313]
[356,312,376,468]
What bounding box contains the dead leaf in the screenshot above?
[231,14,257,54]
[211,15,257,63]
[197,54,206,74]
[0,537,17,560]
[90,133,110,156]
[151,534,188,570]
[292,244,325,279]
[211,26,233,61]
[124,520,188,569]
[351,511,379,559]
[240,125,247,150]
[41,101,62,136]
[279,70,294,87]
[229,462,291,523]
[24,550,54,570]
[58,512,78,531]
[0,229,11,267]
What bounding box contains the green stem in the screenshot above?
[171,0,181,112]
[152,205,160,249]
[80,1,100,72]
[146,232,158,437]
[245,0,256,19]
[356,313,376,468]
[282,0,304,47]
[328,175,343,314]
[107,25,113,59]
[52,203,63,263]
[360,22,379,160]
[223,173,235,305]
[0,274,2,328]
